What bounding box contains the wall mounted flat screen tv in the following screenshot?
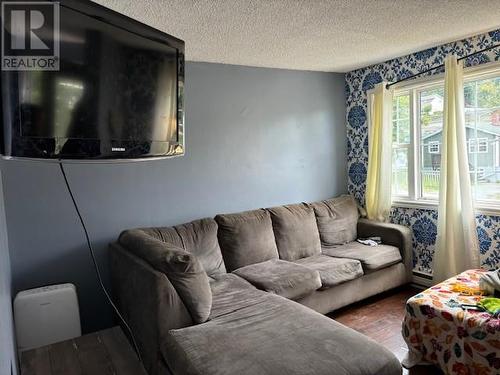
[1,0,185,159]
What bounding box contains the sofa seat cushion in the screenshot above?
[267,203,321,261]
[215,209,279,272]
[209,273,261,319]
[293,255,363,287]
[310,195,359,246]
[322,241,402,271]
[163,290,402,375]
[233,259,322,300]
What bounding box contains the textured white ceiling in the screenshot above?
[92,0,500,72]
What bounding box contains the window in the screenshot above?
[469,138,488,153]
[389,64,500,205]
[391,94,410,196]
[428,141,440,154]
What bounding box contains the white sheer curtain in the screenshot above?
[366,82,393,222]
[433,56,479,283]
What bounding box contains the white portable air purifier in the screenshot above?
[14,283,81,352]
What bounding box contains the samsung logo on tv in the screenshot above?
[112,147,126,152]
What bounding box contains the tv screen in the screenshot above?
[2,1,185,159]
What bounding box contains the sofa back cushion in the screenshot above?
[267,203,321,261]
[310,195,359,246]
[119,229,212,323]
[141,226,184,247]
[215,209,279,272]
[233,259,322,300]
[140,219,226,277]
[174,218,226,276]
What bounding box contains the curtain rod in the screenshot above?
[386,43,500,89]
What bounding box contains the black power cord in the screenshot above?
[58,161,143,363]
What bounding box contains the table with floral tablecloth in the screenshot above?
[403,269,500,375]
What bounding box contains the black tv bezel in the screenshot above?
[1,0,185,161]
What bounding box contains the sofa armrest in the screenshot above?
[357,218,412,281]
[109,242,193,375]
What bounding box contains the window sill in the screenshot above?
[392,199,500,217]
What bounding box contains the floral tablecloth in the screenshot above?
[403,269,500,375]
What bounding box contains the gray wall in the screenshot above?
[3,62,346,332]
[0,169,17,375]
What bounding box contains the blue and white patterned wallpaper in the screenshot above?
[345,29,500,274]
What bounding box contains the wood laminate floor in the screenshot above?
[329,286,443,375]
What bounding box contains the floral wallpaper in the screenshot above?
[345,29,500,275]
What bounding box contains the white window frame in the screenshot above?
[374,61,500,215]
[428,141,440,154]
[469,138,488,154]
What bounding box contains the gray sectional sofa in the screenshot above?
[110,195,412,375]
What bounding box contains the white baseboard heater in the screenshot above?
[412,271,433,288]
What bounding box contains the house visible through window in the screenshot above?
[390,64,500,205]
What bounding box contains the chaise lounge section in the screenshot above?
[110,195,411,375]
